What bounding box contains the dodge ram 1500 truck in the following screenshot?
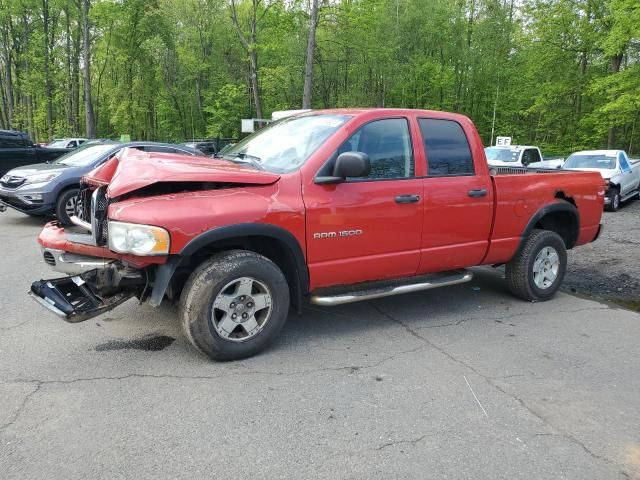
[29,109,605,360]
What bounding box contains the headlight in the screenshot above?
[23,172,63,185]
[108,221,170,256]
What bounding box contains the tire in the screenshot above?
[179,250,290,361]
[55,188,80,226]
[606,187,620,212]
[505,229,567,302]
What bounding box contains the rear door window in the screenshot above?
[419,119,474,176]
[0,135,23,148]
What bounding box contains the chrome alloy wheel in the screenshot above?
[65,195,78,217]
[211,277,273,342]
[532,246,560,289]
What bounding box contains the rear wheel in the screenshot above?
[179,250,290,361]
[55,188,79,226]
[505,229,567,302]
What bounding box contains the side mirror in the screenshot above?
[315,152,370,185]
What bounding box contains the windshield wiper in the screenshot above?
[224,152,264,170]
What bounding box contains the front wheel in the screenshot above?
[179,250,290,361]
[55,188,80,226]
[606,187,620,212]
[505,229,567,302]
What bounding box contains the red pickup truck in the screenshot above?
[30,109,604,360]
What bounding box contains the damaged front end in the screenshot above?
[29,262,146,323]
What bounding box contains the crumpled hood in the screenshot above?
[86,148,280,197]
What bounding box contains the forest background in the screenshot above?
[0,0,639,154]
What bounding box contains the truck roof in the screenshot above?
[0,130,29,137]
[295,108,473,123]
[486,145,538,150]
[571,150,623,156]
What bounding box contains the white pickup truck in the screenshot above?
[484,145,564,169]
[562,150,640,211]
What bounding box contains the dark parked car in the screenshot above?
[0,130,70,176]
[0,141,204,224]
[182,138,237,156]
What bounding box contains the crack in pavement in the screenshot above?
[376,434,428,451]
[0,320,32,331]
[367,301,622,475]
[0,343,427,433]
[412,306,612,330]
[0,383,41,432]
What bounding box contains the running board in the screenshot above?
[621,190,640,202]
[310,269,473,306]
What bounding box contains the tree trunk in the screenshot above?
[81,0,96,137]
[1,21,13,128]
[72,23,80,134]
[42,0,53,139]
[230,0,263,119]
[64,5,74,134]
[607,53,623,149]
[302,0,319,109]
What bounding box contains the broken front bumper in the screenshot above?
[41,247,113,275]
[29,274,135,323]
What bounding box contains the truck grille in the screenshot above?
[78,187,93,221]
[490,166,561,176]
[0,175,26,189]
[91,186,109,246]
[78,184,109,245]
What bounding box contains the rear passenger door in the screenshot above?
[417,118,494,273]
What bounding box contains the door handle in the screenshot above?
[468,189,487,198]
[395,194,420,204]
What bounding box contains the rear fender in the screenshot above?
[518,201,579,250]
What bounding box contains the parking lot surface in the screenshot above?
[1,208,639,480]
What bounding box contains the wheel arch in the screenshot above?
[150,223,308,311]
[520,201,580,251]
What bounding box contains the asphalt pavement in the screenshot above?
[1,208,639,479]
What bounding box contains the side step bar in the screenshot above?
[310,269,473,306]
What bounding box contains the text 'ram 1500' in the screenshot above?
[29,109,605,360]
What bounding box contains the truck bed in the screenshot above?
[482,167,604,265]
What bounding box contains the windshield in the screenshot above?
[48,140,69,148]
[485,147,519,162]
[221,114,351,173]
[563,154,616,170]
[53,144,117,167]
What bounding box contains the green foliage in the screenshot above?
[0,0,638,154]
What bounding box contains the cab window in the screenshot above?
[522,148,541,165]
[419,118,474,176]
[322,118,414,180]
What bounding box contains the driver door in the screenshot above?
[303,117,424,289]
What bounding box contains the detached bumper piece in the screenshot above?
[29,275,134,323]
